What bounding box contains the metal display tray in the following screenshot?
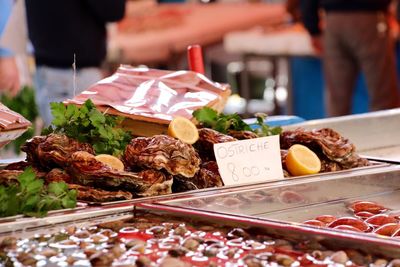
[66,161,390,207]
[158,165,400,239]
[3,202,400,259]
[0,163,394,234]
[0,202,134,234]
[142,203,400,258]
[284,108,400,162]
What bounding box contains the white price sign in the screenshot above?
[214,135,284,186]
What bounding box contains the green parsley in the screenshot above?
[42,99,132,156]
[253,113,282,137]
[193,107,281,136]
[0,167,77,218]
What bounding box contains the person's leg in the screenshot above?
[34,66,55,126]
[34,66,103,126]
[34,66,76,126]
[76,67,103,95]
[323,14,359,116]
[353,13,400,111]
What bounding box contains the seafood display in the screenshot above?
[0,125,374,205]
[303,201,400,238]
[0,133,221,203]
[1,63,399,264]
[1,212,399,267]
[0,68,373,206]
[159,165,400,235]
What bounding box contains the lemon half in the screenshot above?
[168,116,199,144]
[286,144,321,176]
[95,154,125,171]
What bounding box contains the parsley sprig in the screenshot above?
[193,107,282,136]
[42,99,132,156]
[0,168,77,218]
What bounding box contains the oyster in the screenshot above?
[124,135,200,178]
[280,128,369,169]
[45,169,133,202]
[45,168,73,184]
[227,130,258,140]
[195,128,237,161]
[68,184,133,202]
[68,151,172,196]
[21,134,95,170]
[172,161,223,193]
[3,161,31,171]
[0,169,46,186]
[194,161,223,188]
[0,170,23,186]
[172,177,198,193]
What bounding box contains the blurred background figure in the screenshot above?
[286,0,301,22]
[25,0,126,125]
[301,0,400,116]
[0,0,20,97]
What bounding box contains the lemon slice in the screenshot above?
[168,116,199,144]
[286,144,321,176]
[95,154,125,171]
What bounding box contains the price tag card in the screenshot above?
[214,135,284,186]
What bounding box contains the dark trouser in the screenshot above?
[323,12,400,116]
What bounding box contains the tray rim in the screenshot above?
[0,162,397,227]
[138,202,400,257]
[80,161,391,206]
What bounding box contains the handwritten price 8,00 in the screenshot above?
[227,162,270,182]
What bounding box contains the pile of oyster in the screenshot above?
[0,127,369,202]
[0,129,226,202]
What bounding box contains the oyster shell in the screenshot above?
[280,128,369,169]
[195,128,236,161]
[45,168,73,184]
[172,161,223,193]
[124,135,200,178]
[68,151,172,196]
[0,170,23,186]
[68,184,133,202]
[227,130,258,140]
[21,134,95,170]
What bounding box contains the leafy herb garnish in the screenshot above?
[253,113,283,137]
[42,99,132,156]
[193,107,282,136]
[0,167,77,218]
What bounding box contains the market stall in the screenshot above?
[1,64,400,266]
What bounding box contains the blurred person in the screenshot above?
[0,0,20,97]
[301,0,400,116]
[25,0,126,125]
[286,0,301,22]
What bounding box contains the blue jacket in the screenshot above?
[0,0,13,57]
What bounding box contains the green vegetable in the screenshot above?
[193,107,281,136]
[0,86,39,154]
[43,99,132,156]
[0,167,77,218]
[253,113,282,137]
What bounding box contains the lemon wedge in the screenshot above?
[286,144,321,176]
[95,154,125,171]
[168,116,199,144]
